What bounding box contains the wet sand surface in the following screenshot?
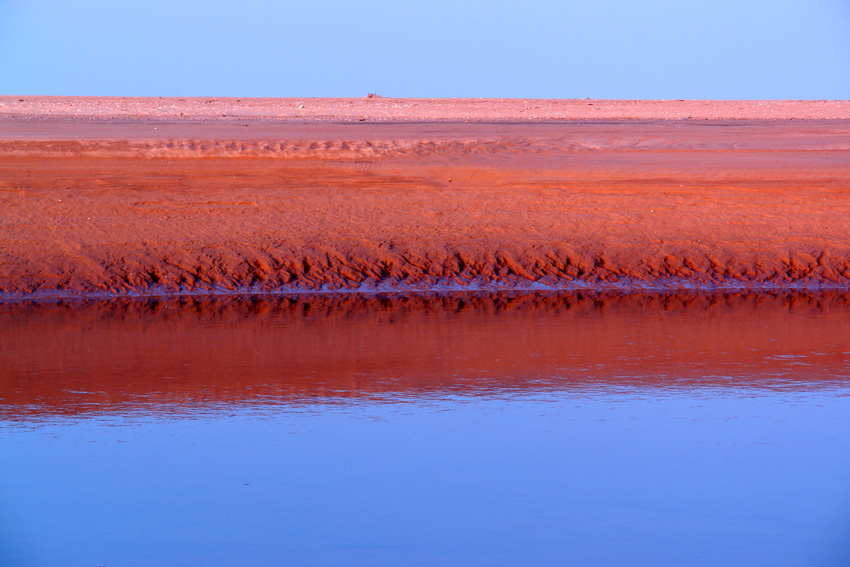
[1,98,850,298]
[3,291,850,419]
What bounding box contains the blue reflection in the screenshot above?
[3,389,850,566]
[2,293,850,566]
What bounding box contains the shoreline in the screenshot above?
[5,280,850,305]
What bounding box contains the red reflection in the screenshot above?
[2,292,850,418]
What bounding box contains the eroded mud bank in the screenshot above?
[1,103,849,297]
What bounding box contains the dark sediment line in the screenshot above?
[4,269,850,303]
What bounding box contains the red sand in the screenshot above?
[1,97,850,297]
[2,292,849,418]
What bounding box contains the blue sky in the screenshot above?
[1,0,848,98]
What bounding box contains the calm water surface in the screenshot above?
[2,292,850,566]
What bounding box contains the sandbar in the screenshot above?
[1,97,849,298]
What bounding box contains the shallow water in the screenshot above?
[2,292,850,566]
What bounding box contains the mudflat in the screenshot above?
[1,97,849,297]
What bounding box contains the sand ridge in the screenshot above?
[1,98,850,298]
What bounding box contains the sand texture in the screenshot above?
[1,98,850,298]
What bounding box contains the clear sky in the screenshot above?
[1,0,848,99]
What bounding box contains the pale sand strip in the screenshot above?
[1,97,849,122]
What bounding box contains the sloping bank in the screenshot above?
[1,98,849,298]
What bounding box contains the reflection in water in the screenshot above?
[2,292,850,566]
[3,291,850,419]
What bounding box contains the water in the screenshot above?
[2,292,850,566]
